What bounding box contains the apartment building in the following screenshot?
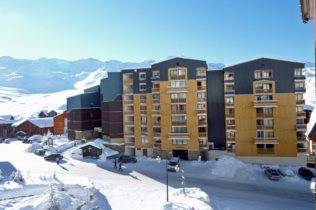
[222,58,306,156]
[122,58,209,160]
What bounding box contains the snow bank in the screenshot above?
[211,155,256,180]
[28,134,44,143]
[163,188,213,210]
[26,142,42,153]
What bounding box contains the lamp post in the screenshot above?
[166,151,172,202]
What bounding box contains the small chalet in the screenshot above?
[80,142,103,158]
[12,117,54,136]
[0,115,16,138]
[47,110,58,117]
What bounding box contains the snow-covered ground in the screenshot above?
[0,141,313,210]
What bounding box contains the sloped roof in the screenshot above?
[0,115,16,125]
[12,117,54,128]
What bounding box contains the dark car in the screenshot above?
[35,148,47,156]
[44,153,63,161]
[298,167,314,181]
[167,157,180,172]
[264,168,282,181]
[118,155,137,163]
[22,137,30,144]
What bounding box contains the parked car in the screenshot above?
[264,168,282,181]
[28,135,43,143]
[298,167,314,181]
[44,153,63,161]
[22,137,30,144]
[4,138,11,144]
[118,155,137,163]
[167,157,180,172]
[35,148,47,156]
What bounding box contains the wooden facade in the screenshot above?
[53,112,67,135]
[14,120,53,136]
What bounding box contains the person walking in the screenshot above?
[118,161,122,171]
[56,157,60,165]
[113,158,117,169]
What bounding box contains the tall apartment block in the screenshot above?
[122,58,209,160]
[67,57,306,160]
[222,58,306,156]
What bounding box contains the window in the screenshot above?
[153,105,160,111]
[197,80,206,88]
[170,80,187,88]
[171,104,186,112]
[296,94,303,101]
[172,115,187,123]
[296,118,304,124]
[199,139,207,145]
[226,131,235,139]
[257,119,273,127]
[225,108,235,116]
[152,83,160,90]
[139,83,147,91]
[141,127,147,133]
[295,81,305,90]
[198,115,207,123]
[256,107,273,114]
[170,68,186,80]
[256,130,274,138]
[124,95,133,101]
[170,92,187,99]
[172,139,187,145]
[225,84,235,92]
[153,116,161,124]
[196,68,206,76]
[171,126,187,133]
[141,136,148,144]
[197,103,206,110]
[296,106,304,112]
[197,92,206,99]
[254,70,273,79]
[139,72,146,80]
[255,95,273,101]
[198,127,207,133]
[225,96,234,105]
[226,119,235,125]
[152,93,160,100]
[141,116,147,124]
[294,68,304,77]
[224,72,234,81]
[152,70,160,79]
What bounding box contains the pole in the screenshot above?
[166,158,169,202]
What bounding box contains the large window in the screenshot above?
[254,70,273,79]
[172,139,187,145]
[171,92,187,99]
[170,80,187,88]
[225,96,234,105]
[170,68,186,80]
[171,126,187,133]
[152,70,160,79]
[139,83,147,91]
[196,68,206,76]
[294,68,304,77]
[255,95,273,101]
[172,115,186,123]
[295,81,305,90]
[171,104,186,112]
[224,72,234,81]
[256,130,274,138]
[141,136,148,144]
[139,72,146,80]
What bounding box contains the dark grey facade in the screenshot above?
[100,72,123,102]
[67,91,101,111]
[207,70,226,149]
[224,58,305,94]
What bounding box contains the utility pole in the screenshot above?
[166,158,169,202]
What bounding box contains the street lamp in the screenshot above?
[166,151,172,202]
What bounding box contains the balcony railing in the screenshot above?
[295,87,306,92]
[140,99,146,104]
[256,113,273,118]
[226,125,236,130]
[124,132,134,136]
[225,113,235,118]
[124,110,134,115]
[153,99,160,104]
[254,89,273,94]
[170,75,186,80]
[125,142,135,147]
[197,98,207,102]
[225,90,235,94]
[171,98,186,103]
[253,100,277,107]
[297,137,306,142]
[254,137,278,144]
[256,125,274,130]
[197,86,207,91]
[152,110,160,115]
[153,132,161,137]
[296,124,307,130]
[297,112,306,117]
[226,137,236,143]
[172,121,187,126]
[152,88,160,92]
[257,148,275,154]
[297,148,307,153]
[197,109,207,114]
[169,133,189,137]
[125,121,134,126]
[198,132,208,137]
[140,110,147,115]
[296,99,305,105]
[124,100,133,104]
[153,121,161,126]
[198,121,207,126]
[171,110,186,114]
[225,102,234,107]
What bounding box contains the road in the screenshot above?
[0,141,314,210]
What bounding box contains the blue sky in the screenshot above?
[0,0,313,64]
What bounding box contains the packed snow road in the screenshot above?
[0,141,313,210]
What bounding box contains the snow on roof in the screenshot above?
[78,138,119,157]
[0,115,16,124]
[12,117,54,128]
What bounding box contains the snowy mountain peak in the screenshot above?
[74,67,108,90]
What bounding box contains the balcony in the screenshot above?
[257,148,275,155]
[256,125,274,130]
[140,110,147,115]
[297,111,306,117]
[225,113,235,118]
[170,75,186,80]
[197,109,207,114]
[256,112,273,118]
[125,142,135,147]
[124,100,133,105]
[226,125,236,130]
[153,99,160,104]
[152,88,160,92]
[295,87,306,93]
[226,137,236,143]
[153,121,161,127]
[171,98,186,103]
[197,97,207,102]
[124,110,134,115]
[153,132,161,138]
[296,124,307,130]
[224,90,235,94]
[169,133,189,138]
[152,110,160,115]
[297,148,307,153]
[197,86,206,91]
[225,102,234,107]
[140,99,146,104]
[123,76,133,84]
[198,120,207,126]
[124,121,134,126]
[198,132,208,137]
[253,100,277,108]
[123,86,133,94]
[254,137,278,144]
[172,121,187,126]
[124,132,134,136]
[171,110,186,114]
[254,89,273,94]
[296,99,305,105]
[297,137,307,142]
